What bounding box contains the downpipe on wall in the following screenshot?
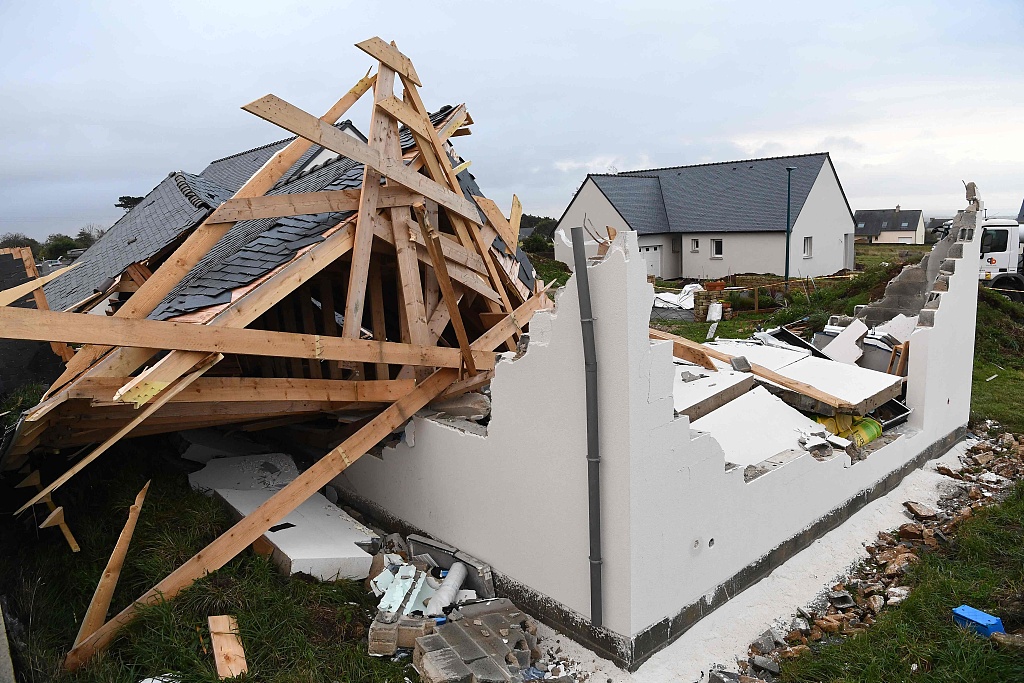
[570,226,604,627]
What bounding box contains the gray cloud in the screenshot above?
[1,0,1022,239]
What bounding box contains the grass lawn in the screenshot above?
[527,253,571,289]
[855,243,930,269]
[782,482,1024,683]
[0,442,410,683]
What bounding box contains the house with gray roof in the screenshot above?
[554,152,856,280]
[853,206,925,245]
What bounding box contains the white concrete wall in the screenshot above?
[786,161,854,277]
[340,216,979,641]
[554,178,632,269]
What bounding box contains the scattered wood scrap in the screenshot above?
[208,615,248,678]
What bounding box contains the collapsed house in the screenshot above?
[0,38,550,670]
[0,36,982,677]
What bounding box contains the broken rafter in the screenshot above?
[207,186,422,224]
[0,306,495,372]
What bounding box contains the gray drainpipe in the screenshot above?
[570,226,603,627]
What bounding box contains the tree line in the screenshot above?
[0,225,106,261]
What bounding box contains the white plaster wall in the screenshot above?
[786,162,854,277]
[680,232,785,280]
[555,178,632,270]
[340,216,978,640]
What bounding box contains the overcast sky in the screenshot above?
[1,0,1022,240]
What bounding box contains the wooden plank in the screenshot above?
[17,470,79,551]
[354,37,421,86]
[241,95,484,224]
[0,306,494,383]
[471,286,552,353]
[277,304,305,378]
[436,369,494,400]
[371,219,498,303]
[0,264,78,307]
[74,481,150,647]
[16,354,221,515]
[63,366,460,672]
[390,213,431,378]
[648,329,717,371]
[648,328,858,411]
[415,207,476,374]
[367,261,390,380]
[342,63,397,354]
[208,615,248,679]
[207,187,420,224]
[509,194,522,244]
[376,95,435,141]
[47,74,376,395]
[72,377,415,403]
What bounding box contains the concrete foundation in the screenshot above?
[337,210,980,668]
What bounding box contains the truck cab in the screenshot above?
[979,218,1024,292]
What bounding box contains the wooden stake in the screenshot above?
[74,481,150,648]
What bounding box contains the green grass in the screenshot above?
[855,243,930,270]
[0,442,410,683]
[528,253,571,288]
[653,311,773,342]
[969,286,1024,433]
[782,482,1024,683]
[2,382,46,429]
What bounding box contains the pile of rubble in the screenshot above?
[362,533,575,683]
[709,426,1023,683]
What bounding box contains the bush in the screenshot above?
[521,232,552,254]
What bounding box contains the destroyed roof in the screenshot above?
[854,208,923,237]
[151,108,535,320]
[1018,197,1024,224]
[576,152,846,235]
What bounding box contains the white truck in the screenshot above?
[978,217,1024,297]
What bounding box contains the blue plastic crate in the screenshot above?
[952,605,1004,637]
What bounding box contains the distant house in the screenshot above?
[853,206,925,245]
[554,152,856,279]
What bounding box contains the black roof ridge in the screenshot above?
[206,120,358,165]
[588,172,660,179]
[617,151,830,175]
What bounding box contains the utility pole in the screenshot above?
[784,166,796,292]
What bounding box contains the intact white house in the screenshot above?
[554,152,856,279]
[853,207,926,244]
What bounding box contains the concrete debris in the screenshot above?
[412,598,558,683]
[902,501,937,520]
[428,392,492,421]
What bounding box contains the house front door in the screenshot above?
[641,245,661,278]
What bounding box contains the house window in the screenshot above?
[901,221,909,228]
[803,236,813,258]
[881,221,888,228]
[710,239,723,259]
[691,238,700,252]
[857,222,865,228]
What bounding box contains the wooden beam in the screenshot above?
[47,73,376,395]
[415,207,476,374]
[208,615,248,679]
[71,377,416,403]
[15,354,221,515]
[241,95,485,225]
[472,285,552,352]
[390,212,432,380]
[509,195,522,244]
[367,261,390,380]
[376,95,435,142]
[74,481,150,648]
[648,329,717,371]
[474,197,520,255]
[317,278,341,379]
[63,366,459,671]
[648,328,858,411]
[354,37,421,86]
[342,63,397,357]
[0,264,78,307]
[0,306,494,372]
[207,187,421,224]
